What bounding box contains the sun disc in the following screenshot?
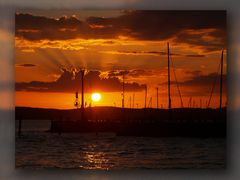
[91,93,101,102]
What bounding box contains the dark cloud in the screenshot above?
[185,54,206,58]
[104,50,173,56]
[102,50,206,57]
[166,72,226,96]
[15,13,84,40]
[16,63,37,67]
[107,70,129,77]
[185,70,202,76]
[178,73,226,87]
[86,10,226,41]
[159,71,226,96]
[16,70,145,92]
[174,28,226,52]
[107,69,155,78]
[162,72,226,87]
[127,69,155,77]
[16,11,226,52]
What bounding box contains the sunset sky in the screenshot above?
[15,10,227,109]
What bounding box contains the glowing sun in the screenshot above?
[91,93,101,102]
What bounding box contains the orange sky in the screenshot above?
[15,10,227,109]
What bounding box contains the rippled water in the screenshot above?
[15,120,225,169]
[16,133,225,169]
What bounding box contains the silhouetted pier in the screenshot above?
[16,106,226,137]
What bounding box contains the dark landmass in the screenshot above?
[16,106,226,137]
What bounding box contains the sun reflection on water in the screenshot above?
[79,143,113,170]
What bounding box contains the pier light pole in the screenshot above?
[74,91,80,109]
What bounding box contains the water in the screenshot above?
[15,120,226,169]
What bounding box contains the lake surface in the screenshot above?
[15,120,226,169]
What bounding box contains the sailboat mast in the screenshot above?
[130,96,132,109]
[220,50,224,110]
[167,42,171,110]
[132,93,135,109]
[122,73,125,109]
[81,69,85,121]
[144,85,147,108]
[81,69,85,109]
